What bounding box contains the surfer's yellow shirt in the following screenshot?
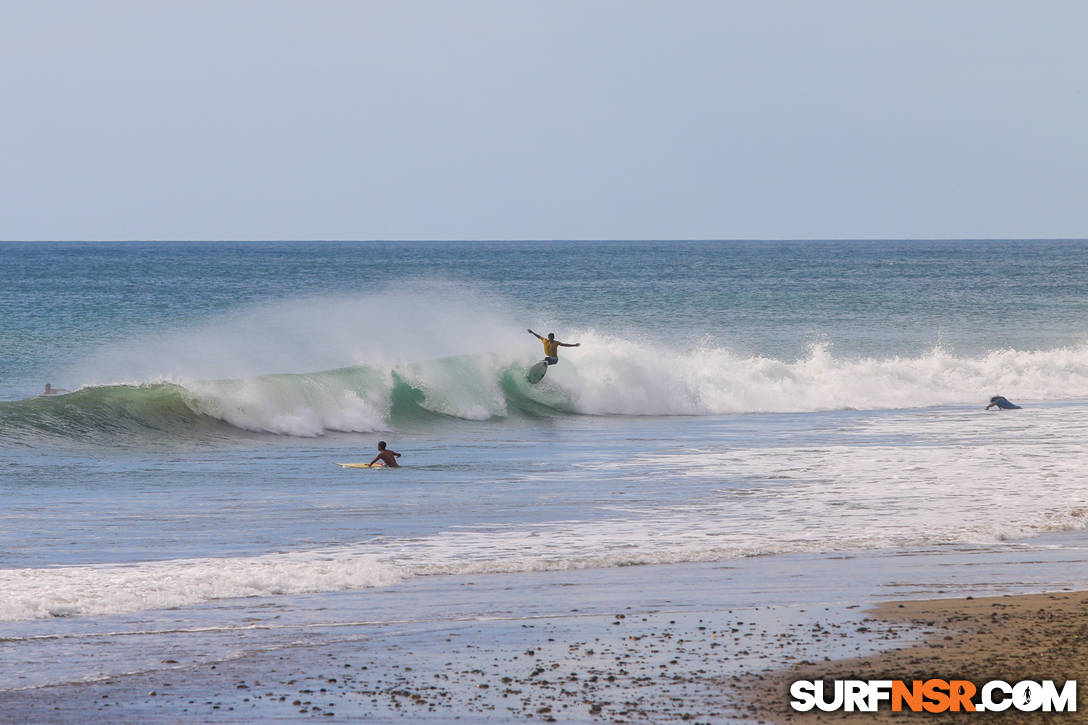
[542,338,559,357]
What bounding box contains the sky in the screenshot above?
[1,0,1086,241]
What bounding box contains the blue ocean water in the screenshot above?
[5,239,1088,402]
[4,239,1088,627]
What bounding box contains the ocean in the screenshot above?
[4,240,1088,718]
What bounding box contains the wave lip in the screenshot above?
[182,367,392,437]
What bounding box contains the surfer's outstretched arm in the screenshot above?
[557,340,580,347]
[527,329,543,340]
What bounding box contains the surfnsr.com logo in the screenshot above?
[790,679,1076,713]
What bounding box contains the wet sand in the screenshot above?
[6,543,1088,724]
[0,606,869,723]
[18,590,1088,724]
[746,590,1088,723]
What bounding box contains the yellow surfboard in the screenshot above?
[335,462,385,469]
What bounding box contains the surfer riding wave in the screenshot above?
[527,329,580,366]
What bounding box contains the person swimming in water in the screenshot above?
[369,441,402,467]
[527,329,580,365]
[986,396,1021,410]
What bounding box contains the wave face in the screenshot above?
[6,339,1088,441]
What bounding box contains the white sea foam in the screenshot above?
[7,498,1083,623]
[181,371,392,437]
[0,551,400,622]
[553,334,1088,415]
[8,402,1088,622]
[170,338,1088,435]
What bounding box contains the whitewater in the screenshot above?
[4,240,1088,644]
[6,337,1088,441]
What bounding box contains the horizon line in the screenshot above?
[3,237,1088,243]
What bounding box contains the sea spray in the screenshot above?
[62,286,533,387]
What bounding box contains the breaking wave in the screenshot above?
[5,339,1088,442]
[6,288,1088,442]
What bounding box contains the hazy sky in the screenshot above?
[2,0,1086,240]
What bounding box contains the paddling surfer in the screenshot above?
[986,395,1021,410]
[527,329,580,366]
[369,441,402,467]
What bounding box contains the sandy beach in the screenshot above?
[748,591,1088,723]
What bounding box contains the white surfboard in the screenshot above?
[527,361,548,384]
